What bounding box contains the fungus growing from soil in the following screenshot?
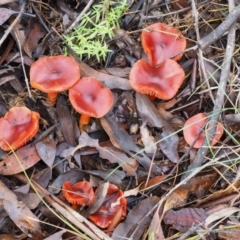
[88,183,127,229]
[69,77,114,129]
[30,55,81,106]
[0,107,40,151]
[129,59,185,100]
[62,181,95,209]
[183,113,224,148]
[141,22,186,67]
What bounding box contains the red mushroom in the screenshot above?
[69,77,114,129]
[183,113,224,148]
[129,59,185,100]
[62,181,95,209]
[30,55,81,106]
[141,22,186,67]
[88,183,127,229]
[0,107,40,151]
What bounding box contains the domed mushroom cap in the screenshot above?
[141,22,186,67]
[183,113,224,148]
[129,59,185,100]
[0,107,40,151]
[30,55,81,93]
[69,77,114,118]
[88,183,127,228]
[62,181,95,206]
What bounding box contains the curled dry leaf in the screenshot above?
[0,181,41,233]
[101,116,161,174]
[163,208,208,232]
[113,196,160,240]
[136,93,179,163]
[0,144,41,175]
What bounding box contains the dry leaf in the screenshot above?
[0,144,41,175]
[0,181,41,233]
[101,116,161,174]
[218,225,240,240]
[136,93,180,163]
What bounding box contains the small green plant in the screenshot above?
[64,0,127,62]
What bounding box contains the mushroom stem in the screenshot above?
[46,92,58,106]
[80,114,90,130]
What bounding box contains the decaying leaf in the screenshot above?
[140,175,167,191]
[165,173,218,210]
[101,116,161,174]
[0,144,41,175]
[35,135,56,169]
[0,181,41,233]
[136,93,179,163]
[163,208,208,232]
[0,8,19,26]
[113,196,160,240]
[23,21,46,58]
[218,225,240,240]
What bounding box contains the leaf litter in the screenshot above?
[0,0,239,239]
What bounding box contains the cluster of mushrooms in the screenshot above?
[0,22,224,229]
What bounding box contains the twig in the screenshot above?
[182,0,236,180]
[0,0,26,47]
[197,5,240,50]
[64,0,95,34]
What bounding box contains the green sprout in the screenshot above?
[64,0,127,62]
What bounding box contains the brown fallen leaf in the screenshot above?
[56,96,76,146]
[75,132,138,176]
[218,225,240,240]
[165,173,218,211]
[163,208,208,232]
[35,135,56,169]
[0,144,41,175]
[136,93,180,163]
[0,181,41,233]
[139,175,167,191]
[101,115,161,174]
[23,21,46,58]
[112,196,160,240]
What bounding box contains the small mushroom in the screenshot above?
[183,113,224,148]
[62,181,95,209]
[0,107,40,151]
[141,22,186,67]
[129,59,185,100]
[30,55,81,106]
[69,77,114,129]
[88,183,127,229]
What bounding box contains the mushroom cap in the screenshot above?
[88,183,127,228]
[69,77,114,118]
[183,113,224,148]
[62,181,95,206]
[30,55,81,93]
[141,22,186,67]
[129,59,185,100]
[0,107,40,151]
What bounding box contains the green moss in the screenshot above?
[64,0,127,62]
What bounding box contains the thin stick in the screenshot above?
[64,0,95,34]
[182,0,236,180]
[0,0,26,47]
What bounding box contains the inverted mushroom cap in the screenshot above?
[0,107,40,151]
[141,22,186,67]
[30,55,81,93]
[129,59,185,100]
[62,181,95,206]
[183,113,224,148]
[88,183,127,228]
[69,77,114,118]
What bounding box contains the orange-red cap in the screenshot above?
[141,22,186,67]
[0,107,40,151]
